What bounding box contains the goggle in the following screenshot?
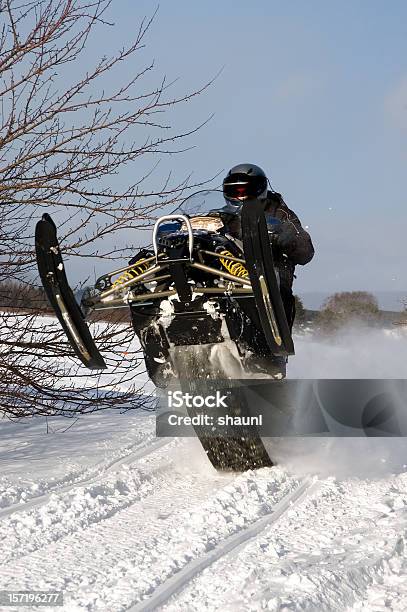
[223,173,267,201]
[223,182,250,200]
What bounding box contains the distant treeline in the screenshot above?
[295,291,406,331]
[0,282,405,329]
[0,280,49,311]
[0,280,129,323]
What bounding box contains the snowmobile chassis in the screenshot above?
[35,198,294,471]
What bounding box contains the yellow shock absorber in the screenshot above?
[218,250,249,279]
[112,259,150,288]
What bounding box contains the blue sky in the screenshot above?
[78,1,407,295]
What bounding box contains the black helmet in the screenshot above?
[222,163,268,203]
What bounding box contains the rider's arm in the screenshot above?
[269,193,314,265]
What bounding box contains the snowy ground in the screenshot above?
[1,325,407,611]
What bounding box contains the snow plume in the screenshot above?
[171,437,220,477]
[289,325,407,379]
[170,341,246,380]
[266,325,407,479]
[265,437,407,479]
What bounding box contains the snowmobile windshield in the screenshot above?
[173,189,225,217]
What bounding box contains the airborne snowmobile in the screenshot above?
[35,190,295,471]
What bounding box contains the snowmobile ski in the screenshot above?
[241,199,294,356]
[35,213,106,369]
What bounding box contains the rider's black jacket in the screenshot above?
[225,191,314,288]
[264,190,314,287]
[224,191,314,329]
[265,191,314,263]
[265,190,314,328]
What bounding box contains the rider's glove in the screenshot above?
[269,221,299,256]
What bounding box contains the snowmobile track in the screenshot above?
[128,476,320,612]
[0,436,170,520]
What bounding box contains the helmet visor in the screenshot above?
[223,173,267,201]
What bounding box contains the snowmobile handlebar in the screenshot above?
[153,215,194,262]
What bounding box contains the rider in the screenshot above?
[221,163,314,331]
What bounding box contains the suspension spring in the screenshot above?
[218,250,249,279]
[112,259,150,288]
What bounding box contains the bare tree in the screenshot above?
[0,0,213,418]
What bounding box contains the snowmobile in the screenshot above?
[35,190,294,471]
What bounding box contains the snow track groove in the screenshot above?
[0,436,170,521]
[0,437,173,564]
[0,463,302,610]
[129,477,320,612]
[161,472,407,612]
